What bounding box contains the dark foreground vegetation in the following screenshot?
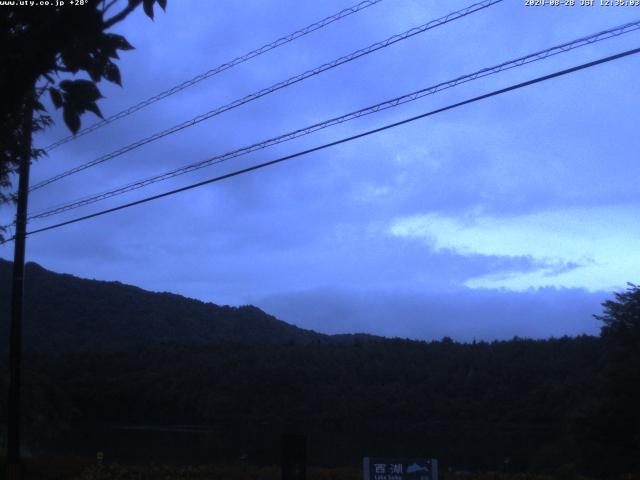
[8,461,639,480]
[0,261,639,478]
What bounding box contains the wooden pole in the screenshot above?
[7,90,33,480]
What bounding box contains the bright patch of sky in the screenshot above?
[389,205,640,291]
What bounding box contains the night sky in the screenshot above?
[2,0,639,340]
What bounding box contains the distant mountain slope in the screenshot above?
[0,259,329,352]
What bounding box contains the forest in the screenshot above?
[0,260,639,478]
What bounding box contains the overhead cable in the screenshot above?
[27,19,640,221]
[43,0,386,151]
[6,46,636,242]
[30,0,503,191]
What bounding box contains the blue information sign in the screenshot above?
[363,458,437,480]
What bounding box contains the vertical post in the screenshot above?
[7,91,33,480]
[363,457,370,480]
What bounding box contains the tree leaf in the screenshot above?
[86,61,103,83]
[85,102,104,119]
[103,61,122,86]
[63,107,81,134]
[143,0,154,19]
[65,79,103,103]
[59,80,104,127]
[157,0,167,10]
[100,35,121,59]
[106,33,135,52]
[59,80,74,93]
[33,100,46,112]
[49,88,63,109]
[60,47,83,74]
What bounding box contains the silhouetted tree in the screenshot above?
[597,283,640,342]
[0,0,168,236]
[591,283,640,473]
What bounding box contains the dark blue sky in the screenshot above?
[2,0,639,340]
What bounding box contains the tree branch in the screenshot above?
[35,79,52,100]
[103,1,141,29]
[102,0,120,15]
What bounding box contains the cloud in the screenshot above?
[255,285,608,341]
[389,205,640,290]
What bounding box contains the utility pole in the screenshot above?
[7,91,34,480]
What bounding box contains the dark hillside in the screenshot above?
[0,259,326,352]
[2,259,636,475]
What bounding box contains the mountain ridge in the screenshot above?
[0,258,379,352]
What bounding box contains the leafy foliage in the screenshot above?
[0,0,168,216]
[0,336,604,473]
[572,285,640,475]
[595,283,640,339]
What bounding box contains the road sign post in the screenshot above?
[363,458,438,480]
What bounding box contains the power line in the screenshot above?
[26,19,640,221]
[43,0,385,152]
[6,46,637,243]
[30,0,503,192]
